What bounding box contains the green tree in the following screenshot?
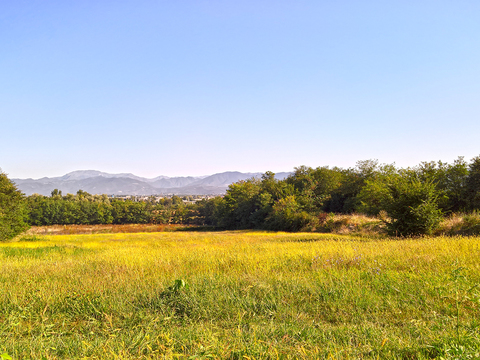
[265,195,316,232]
[359,171,442,236]
[196,197,225,226]
[466,155,480,210]
[220,179,262,229]
[0,171,29,240]
[51,188,62,197]
[311,166,343,209]
[415,157,468,212]
[356,164,399,216]
[324,160,379,213]
[286,166,318,213]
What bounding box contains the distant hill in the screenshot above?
[13,170,291,196]
[149,176,199,189]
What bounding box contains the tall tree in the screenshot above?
[466,156,480,210]
[358,170,442,236]
[0,171,29,240]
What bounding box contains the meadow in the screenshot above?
[1,230,479,359]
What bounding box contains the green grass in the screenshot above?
[1,231,479,359]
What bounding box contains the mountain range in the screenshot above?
[13,170,291,196]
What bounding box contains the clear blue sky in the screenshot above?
[1,0,480,179]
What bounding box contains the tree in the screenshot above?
[466,155,480,211]
[51,188,62,197]
[311,166,344,210]
[415,157,468,212]
[0,171,29,240]
[220,179,262,229]
[324,160,379,213]
[359,171,442,236]
[265,195,317,232]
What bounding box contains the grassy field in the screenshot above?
[1,231,479,359]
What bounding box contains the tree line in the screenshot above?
[26,191,199,226]
[198,156,480,236]
[1,155,480,240]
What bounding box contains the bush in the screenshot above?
[265,196,317,232]
[384,178,442,236]
[359,173,442,236]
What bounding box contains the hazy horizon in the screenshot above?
[9,169,271,180]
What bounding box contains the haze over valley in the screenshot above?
[13,170,291,196]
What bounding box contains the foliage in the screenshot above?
[466,156,480,210]
[265,195,317,231]
[196,196,224,226]
[219,178,263,229]
[324,160,379,213]
[203,172,318,231]
[415,157,469,213]
[360,172,443,236]
[25,191,198,226]
[0,171,29,241]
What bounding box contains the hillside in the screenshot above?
[13,170,290,196]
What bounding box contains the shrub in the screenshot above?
[383,178,442,236]
[359,173,442,236]
[265,196,317,232]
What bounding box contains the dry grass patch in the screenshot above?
[436,212,480,236]
[318,213,385,236]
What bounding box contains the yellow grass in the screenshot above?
[1,231,479,359]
